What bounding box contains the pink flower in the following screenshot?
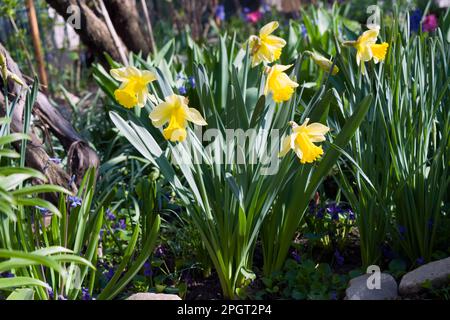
[422,14,438,32]
[246,11,263,24]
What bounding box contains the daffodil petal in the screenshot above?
[141,70,157,83]
[278,135,291,157]
[110,67,131,81]
[357,29,379,45]
[149,102,172,127]
[136,90,147,107]
[186,108,207,126]
[259,21,279,37]
[306,123,330,135]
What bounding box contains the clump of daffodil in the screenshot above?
[264,64,299,103]
[343,25,389,74]
[149,94,207,142]
[110,66,156,109]
[248,21,286,67]
[305,51,339,75]
[279,118,330,164]
[0,52,25,87]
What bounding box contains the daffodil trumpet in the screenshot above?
[149,94,207,143]
[279,119,330,164]
[264,64,299,103]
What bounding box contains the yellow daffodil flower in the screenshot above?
[110,66,156,109]
[249,21,286,67]
[279,118,330,164]
[149,94,207,142]
[343,26,389,74]
[306,51,339,75]
[264,64,299,103]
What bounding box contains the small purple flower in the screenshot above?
[154,244,165,258]
[143,260,153,277]
[215,4,225,21]
[188,76,196,88]
[47,288,54,300]
[300,24,308,39]
[308,201,316,215]
[105,267,115,281]
[49,157,62,165]
[58,295,67,300]
[334,250,344,266]
[327,203,343,221]
[347,209,356,221]
[291,251,301,263]
[35,206,50,215]
[410,9,422,33]
[316,208,325,219]
[178,86,187,95]
[68,196,82,208]
[106,208,116,221]
[116,219,126,230]
[176,73,187,81]
[261,3,271,14]
[81,287,91,300]
[0,272,14,278]
[243,7,251,14]
[416,257,425,265]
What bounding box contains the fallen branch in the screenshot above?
[0,42,99,196]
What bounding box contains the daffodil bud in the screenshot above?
[0,52,7,82]
[7,71,25,87]
[306,51,339,75]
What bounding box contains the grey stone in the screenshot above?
[346,273,398,300]
[399,257,450,296]
[126,293,181,300]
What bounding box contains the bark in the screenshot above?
[0,42,99,195]
[266,0,302,12]
[105,0,151,55]
[45,0,125,62]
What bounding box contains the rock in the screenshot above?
[399,257,450,296]
[126,293,182,300]
[345,273,398,300]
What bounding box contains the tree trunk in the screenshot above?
[266,0,302,12]
[45,0,126,62]
[105,0,151,55]
[45,0,153,60]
